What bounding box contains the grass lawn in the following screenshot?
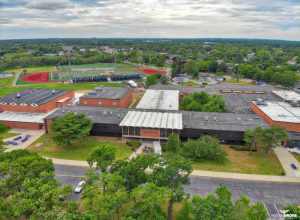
[192,146,284,175]
[292,153,300,163]
[28,134,133,161]
[0,131,20,139]
[6,66,56,73]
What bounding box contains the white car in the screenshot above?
[74,180,86,193]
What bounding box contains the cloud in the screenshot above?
[0,0,299,40]
[25,0,74,10]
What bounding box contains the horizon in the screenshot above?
[1,37,300,42]
[0,0,299,41]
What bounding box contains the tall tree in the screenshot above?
[51,112,92,147]
[87,144,116,172]
[151,155,192,220]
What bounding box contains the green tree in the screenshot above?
[184,60,199,78]
[87,144,116,172]
[245,126,288,154]
[164,133,181,153]
[284,205,300,220]
[177,186,267,220]
[125,183,170,220]
[111,154,159,191]
[0,150,71,219]
[51,112,92,147]
[181,92,226,112]
[151,155,192,220]
[82,172,128,220]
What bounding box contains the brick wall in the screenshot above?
[251,103,300,132]
[0,120,43,130]
[0,91,74,113]
[140,128,160,139]
[79,90,132,108]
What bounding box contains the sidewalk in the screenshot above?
[274,147,300,177]
[47,157,300,183]
[48,157,90,167]
[191,170,300,183]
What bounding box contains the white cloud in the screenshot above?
[0,0,299,40]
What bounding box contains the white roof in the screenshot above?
[136,90,179,111]
[0,111,53,123]
[273,90,300,102]
[120,111,183,130]
[254,101,300,123]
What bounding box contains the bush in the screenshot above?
[0,123,9,134]
[180,92,226,112]
[181,136,227,163]
[164,133,181,153]
[126,140,141,151]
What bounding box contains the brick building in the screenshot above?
[0,89,74,129]
[79,87,132,108]
[251,101,300,132]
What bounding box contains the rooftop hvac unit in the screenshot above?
[16,93,21,98]
[256,99,267,106]
[289,101,300,107]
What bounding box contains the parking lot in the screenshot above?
[55,164,300,219]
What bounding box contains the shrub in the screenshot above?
[0,123,9,134]
[181,135,226,163]
[164,133,181,153]
[126,140,141,151]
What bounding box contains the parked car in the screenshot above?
[13,136,22,141]
[291,163,298,170]
[74,180,86,193]
[21,135,31,143]
[5,141,18,146]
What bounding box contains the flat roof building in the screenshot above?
[136,89,179,111]
[272,90,300,103]
[45,105,266,142]
[0,89,74,129]
[0,89,74,113]
[79,87,132,108]
[251,101,300,132]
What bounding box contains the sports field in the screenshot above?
[51,63,137,81]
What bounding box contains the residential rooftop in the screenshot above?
[0,89,66,105]
[82,87,130,100]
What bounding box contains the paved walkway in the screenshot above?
[47,157,300,183]
[4,129,45,152]
[274,147,300,177]
[191,170,300,183]
[48,157,90,167]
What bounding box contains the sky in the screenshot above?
[0,0,299,40]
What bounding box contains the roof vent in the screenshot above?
[52,90,56,94]
[16,93,21,98]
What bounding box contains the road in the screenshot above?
[54,164,300,218]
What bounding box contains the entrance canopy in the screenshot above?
[120,111,183,130]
